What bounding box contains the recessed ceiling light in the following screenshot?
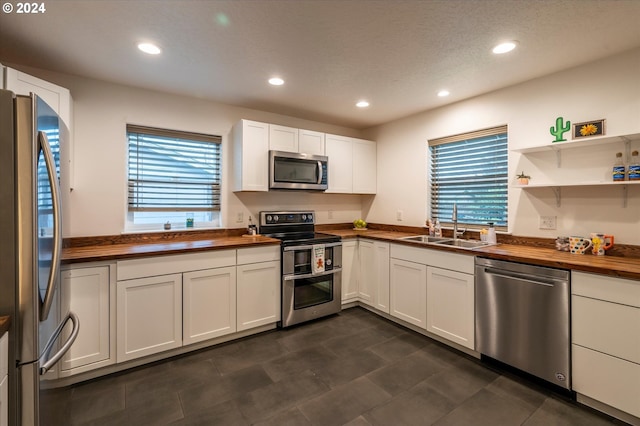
[437,90,450,97]
[356,100,370,108]
[268,77,284,86]
[492,41,517,54]
[137,42,161,55]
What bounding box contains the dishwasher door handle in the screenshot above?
[482,267,565,287]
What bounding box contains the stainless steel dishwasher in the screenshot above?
[475,257,571,389]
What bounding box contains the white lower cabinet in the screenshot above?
[183,266,237,345]
[236,245,281,332]
[426,266,474,349]
[358,239,390,313]
[237,261,280,331]
[117,274,183,362]
[1,332,7,426]
[571,271,640,420]
[60,264,115,376]
[389,258,427,329]
[341,239,359,303]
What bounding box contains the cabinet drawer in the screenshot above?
[573,295,640,364]
[390,243,427,264]
[236,246,280,265]
[425,250,473,274]
[573,344,640,418]
[117,250,236,280]
[572,271,640,307]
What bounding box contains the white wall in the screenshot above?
[364,48,640,244]
[8,65,365,237]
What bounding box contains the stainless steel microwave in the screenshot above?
[269,150,328,191]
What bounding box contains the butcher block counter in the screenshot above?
[62,225,640,280]
[319,225,640,281]
[62,229,280,264]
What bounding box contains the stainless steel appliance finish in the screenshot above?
[269,150,328,191]
[0,89,79,425]
[259,211,342,327]
[475,257,571,389]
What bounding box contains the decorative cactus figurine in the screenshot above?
[550,116,571,142]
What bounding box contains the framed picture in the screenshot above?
[573,119,605,139]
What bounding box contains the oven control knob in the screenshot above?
[307,214,313,221]
[266,215,272,222]
[326,259,332,266]
[301,214,307,220]
[273,215,279,222]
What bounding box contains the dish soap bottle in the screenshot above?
[434,219,442,237]
[628,150,640,181]
[613,152,626,181]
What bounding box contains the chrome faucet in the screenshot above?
[452,203,465,239]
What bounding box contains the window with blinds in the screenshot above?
[429,126,508,230]
[127,125,221,227]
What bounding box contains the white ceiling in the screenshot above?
[1,0,640,129]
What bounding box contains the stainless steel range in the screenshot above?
[259,211,342,327]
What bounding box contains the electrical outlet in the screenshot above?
[539,215,557,230]
[397,210,403,221]
[236,212,244,223]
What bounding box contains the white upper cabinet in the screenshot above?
[352,138,377,194]
[326,134,377,194]
[269,124,299,152]
[325,134,353,193]
[3,66,72,129]
[298,129,325,155]
[233,119,269,192]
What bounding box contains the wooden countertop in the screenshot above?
[62,235,280,264]
[0,316,10,336]
[323,228,640,280]
[61,226,640,280]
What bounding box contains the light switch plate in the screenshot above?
[539,215,557,230]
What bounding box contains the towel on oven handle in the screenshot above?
[312,244,325,274]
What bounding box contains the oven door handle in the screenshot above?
[283,268,342,281]
[283,242,342,251]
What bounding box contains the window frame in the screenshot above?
[125,124,222,232]
[428,125,508,231]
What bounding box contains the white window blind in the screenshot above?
[127,125,221,213]
[429,126,508,229]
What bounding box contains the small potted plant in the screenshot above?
[516,171,531,185]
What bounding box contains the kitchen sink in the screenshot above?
[399,235,496,250]
[399,235,453,244]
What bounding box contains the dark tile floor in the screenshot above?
[44,307,625,425]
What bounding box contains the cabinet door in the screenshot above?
[117,274,182,362]
[60,265,115,375]
[1,333,6,426]
[183,267,237,345]
[269,124,299,152]
[299,129,325,155]
[426,267,475,349]
[389,258,427,329]
[237,261,280,331]
[357,240,375,305]
[325,134,353,193]
[341,240,359,303]
[374,242,390,313]
[352,139,376,194]
[4,67,72,129]
[233,119,269,192]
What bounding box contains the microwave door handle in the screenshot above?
[38,130,62,321]
[317,161,323,184]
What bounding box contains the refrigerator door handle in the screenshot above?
[38,130,62,321]
[39,311,79,375]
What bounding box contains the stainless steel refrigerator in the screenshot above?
[0,89,79,425]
